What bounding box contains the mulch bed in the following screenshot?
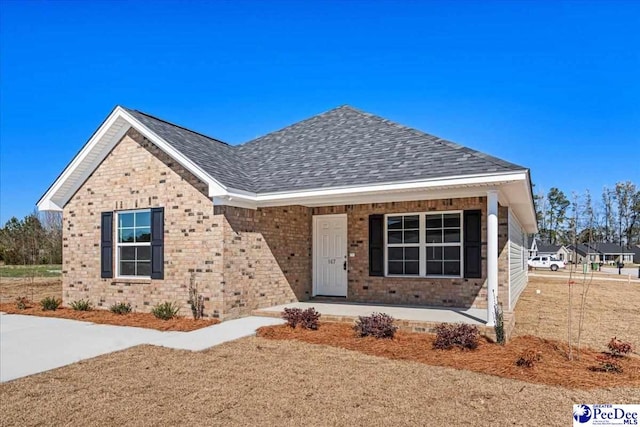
[257,322,640,390]
[0,303,218,332]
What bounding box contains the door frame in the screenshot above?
[312,213,348,297]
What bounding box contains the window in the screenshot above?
[425,213,461,276]
[117,210,151,277]
[385,212,463,277]
[387,215,420,275]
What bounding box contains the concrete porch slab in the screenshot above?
[252,301,496,335]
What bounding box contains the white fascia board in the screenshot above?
[37,108,127,211]
[254,171,529,202]
[37,106,230,212]
[221,171,528,206]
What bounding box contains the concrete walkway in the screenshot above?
[0,313,284,383]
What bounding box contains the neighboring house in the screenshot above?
[530,239,569,262]
[567,244,601,264]
[37,105,537,326]
[630,245,640,264]
[591,243,635,264]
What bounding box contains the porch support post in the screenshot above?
[486,190,499,326]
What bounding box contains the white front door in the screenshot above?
[313,214,348,296]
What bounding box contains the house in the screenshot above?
[590,243,635,264]
[37,105,537,327]
[567,244,601,264]
[529,239,570,262]
[630,245,640,264]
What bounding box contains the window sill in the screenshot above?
[384,275,463,279]
[111,277,152,284]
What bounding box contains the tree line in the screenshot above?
[0,211,62,265]
[535,180,640,247]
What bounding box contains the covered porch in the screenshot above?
[253,301,514,339]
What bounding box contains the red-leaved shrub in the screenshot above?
[608,337,633,357]
[433,323,479,350]
[353,312,398,339]
[281,307,321,330]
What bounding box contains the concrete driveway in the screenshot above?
[0,313,284,382]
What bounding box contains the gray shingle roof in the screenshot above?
[589,242,634,254]
[125,105,527,193]
[124,108,253,190]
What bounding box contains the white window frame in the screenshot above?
[115,209,151,279]
[384,210,464,278]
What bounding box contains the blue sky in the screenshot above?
[1,0,638,224]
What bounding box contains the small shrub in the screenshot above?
[69,299,92,311]
[15,296,30,310]
[109,302,132,315]
[493,301,505,345]
[515,349,542,368]
[354,312,398,339]
[299,308,321,330]
[187,273,205,320]
[281,307,321,330]
[433,323,479,350]
[608,337,632,357]
[590,358,624,374]
[40,296,61,311]
[282,307,303,328]
[152,301,180,320]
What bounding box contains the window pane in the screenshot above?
[136,227,151,243]
[388,216,403,229]
[120,247,135,261]
[404,215,419,229]
[405,247,420,260]
[137,261,151,277]
[404,230,419,243]
[388,247,404,261]
[120,261,135,276]
[118,213,134,228]
[405,261,419,275]
[119,229,135,243]
[426,261,443,275]
[443,214,460,228]
[444,246,461,261]
[443,229,461,243]
[426,246,442,261]
[137,246,151,261]
[426,230,442,243]
[426,215,442,229]
[388,261,403,275]
[135,211,150,227]
[444,261,461,275]
[388,231,403,244]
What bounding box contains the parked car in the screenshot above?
[528,256,566,271]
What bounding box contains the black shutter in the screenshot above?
[150,207,164,279]
[369,214,384,276]
[464,210,482,278]
[101,212,113,278]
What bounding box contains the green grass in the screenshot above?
[0,264,62,278]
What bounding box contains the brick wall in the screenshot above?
[62,129,224,317]
[215,205,312,319]
[312,199,509,309]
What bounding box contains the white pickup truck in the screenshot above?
[528,256,566,271]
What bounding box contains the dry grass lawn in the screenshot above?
[1,338,639,427]
[0,277,61,303]
[515,275,639,352]
[1,274,639,426]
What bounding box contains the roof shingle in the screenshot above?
[125,105,527,193]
